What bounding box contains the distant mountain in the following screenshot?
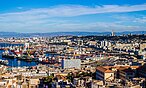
[0,31,145,37]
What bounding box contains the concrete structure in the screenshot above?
[61,59,81,69]
[111,31,115,36]
[96,66,115,81]
[96,66,139,81]
[73,77,92,87]
[140,42,146,50]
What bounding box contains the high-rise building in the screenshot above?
[111,31,115,36]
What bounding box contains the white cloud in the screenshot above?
[1,4,146,17]
[133,16,146,23]
[0,4,146,32]
[0,19,145,33]
[112,15,146,24]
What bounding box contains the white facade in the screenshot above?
[61,59,81,69]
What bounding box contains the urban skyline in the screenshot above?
[1,1,146,88]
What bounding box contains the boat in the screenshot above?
[2,50,15,59]
[2,54,15,59]
[0,59,8,65]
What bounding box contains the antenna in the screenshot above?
[111,30,115,36]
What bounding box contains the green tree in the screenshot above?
[67,72,73,82]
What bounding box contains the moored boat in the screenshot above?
[0,59,8,65]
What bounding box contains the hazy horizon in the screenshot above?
[0,31,146,34]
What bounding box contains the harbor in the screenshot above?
[0,42,60,67]
[0,49,59,67]
[0,50,38,67]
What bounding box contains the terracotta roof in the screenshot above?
[130,66,139,69]
[96,66,114,73]
[96,66,107,72]
[96,65,139,73]
[118,66,128,70]
[104,69,114,73]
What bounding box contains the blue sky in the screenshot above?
[0,0,146,33]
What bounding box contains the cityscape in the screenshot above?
[0,0,146,88]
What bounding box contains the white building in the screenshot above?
[61,59,81,69]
